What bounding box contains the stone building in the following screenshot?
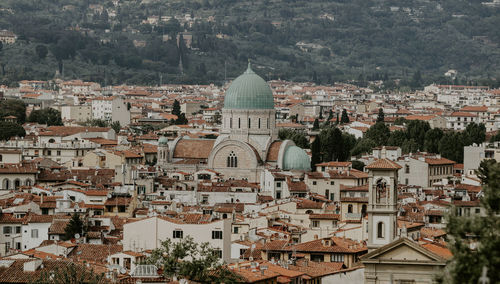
[158,64,311,182]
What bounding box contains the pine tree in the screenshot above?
[172,99,181,116]
[312,118,320,130]
[64,213,84,241]
[310,137,322,170]
[446,161,500,283]
[377,108,385,122]
[340,109,349,124]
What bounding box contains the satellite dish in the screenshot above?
[120,267,127,274]
[74,233,80,239]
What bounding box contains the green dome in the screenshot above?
[283,146,311,171]
[224,63,274,110]
[158,136,168,145]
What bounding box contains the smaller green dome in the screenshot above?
[283,146,311,171]
[158,136,168,145]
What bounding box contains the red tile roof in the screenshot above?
[366,158,402,170]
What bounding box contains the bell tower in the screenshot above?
[157,136,170,166]
[365,158,401,251]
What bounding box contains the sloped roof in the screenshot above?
[173,139,215,159]
[366,158,402,170]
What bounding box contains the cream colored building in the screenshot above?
[122,216,231,262]
[60,105,92,122]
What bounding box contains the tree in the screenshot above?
[85,119,108,127]
[424,128,444,154]
[312,118,320,130]
[438,132,463,163]
[35,44,48,60]
[405,120,430,150]
[365,122,390,146]
[351,138,376,157]
[28,108,63,126]
[110,121,121,134]
[172,99,181,116]
[175,113,188,125]
[446,161,500,283]
[29,262,105,284]
[377,108,385,122]
[340,109,349,124]
[64,213,84,241]
[0,121,25,141]
[463,123,486,145]
[144,236,241,283]
[0,99,26,123]
[278,128,309,149]
[310,137,322,170]
[476,159,497,185]
[352,160,365,171]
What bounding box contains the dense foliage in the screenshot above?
[29,262,105,284]
[28,108,63,126]
[352,120,486,163]
[63,213,85,241]
[444,160,500,283]
[144,236,241,283]
[0,0,499,86]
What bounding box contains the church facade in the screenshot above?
[158,63,311,182]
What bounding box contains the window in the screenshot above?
[47,150,52,156]
[226,151,238,168]
[475,208,481,214]
[202,195,209,204]
[312,181,317,185]
[276,182,281,188]
[31,229,39,238]
[405,178,409,185]
[331,254,344,262]
[212,230,223,239]
[238,118,241,128]
[330,181,335,185]
[310,254,324,262]
[312,220,320,228]
[3,226,11,234]
[57,150,61,156]
[240,249,246,256]
[15,226,21,234]
[377,222,385,238]
[325,190,329,199]
[173,230,183,239]
[214,249,222,258]
[0,155,2,162]
[258,118,261,128]
[248,118,251,128]
[233,227,239,234]
[405,165,410,174]
[276,191,281,199]
[348,204,353,213]
[118,206,126,212]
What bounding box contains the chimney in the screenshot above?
[24,260,43,272]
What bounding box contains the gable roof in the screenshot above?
[360,237,448,265]
[366,158,402,170]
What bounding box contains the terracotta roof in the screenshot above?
[315,161,352,167]
[266,141,283,162]
[0,163,38,174]
[68,244,123,264]
[296,200,323,209]
[366,158,402,170]
[460,106,488,112]
[421,242,452,260]
[283,237,366,253]
[0,260,101,283]
[48,219,70,235]
[173,139,215,159]
[309,214,340,220]
[38,126,110,136]
[450,111,477,117]
[425,157,455,165]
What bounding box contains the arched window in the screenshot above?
[238,118,241,128]
[230,118,233,128]
[348,204,353,213]
[222,213,228,219]
[376,179,387,203]
[361,204,367,216]
[377,222,385,238]
[48,138,55,143]
[14,179,20,189]
[248,118,251,128]
[226,151,237,168]
[3,179,10,190]
[258,118,261,129]
[25,179,32,186]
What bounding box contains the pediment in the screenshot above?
[362,238,445,263]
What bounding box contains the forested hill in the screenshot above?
[0,0,499,87]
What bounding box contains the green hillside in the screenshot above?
[0,0,499,87]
